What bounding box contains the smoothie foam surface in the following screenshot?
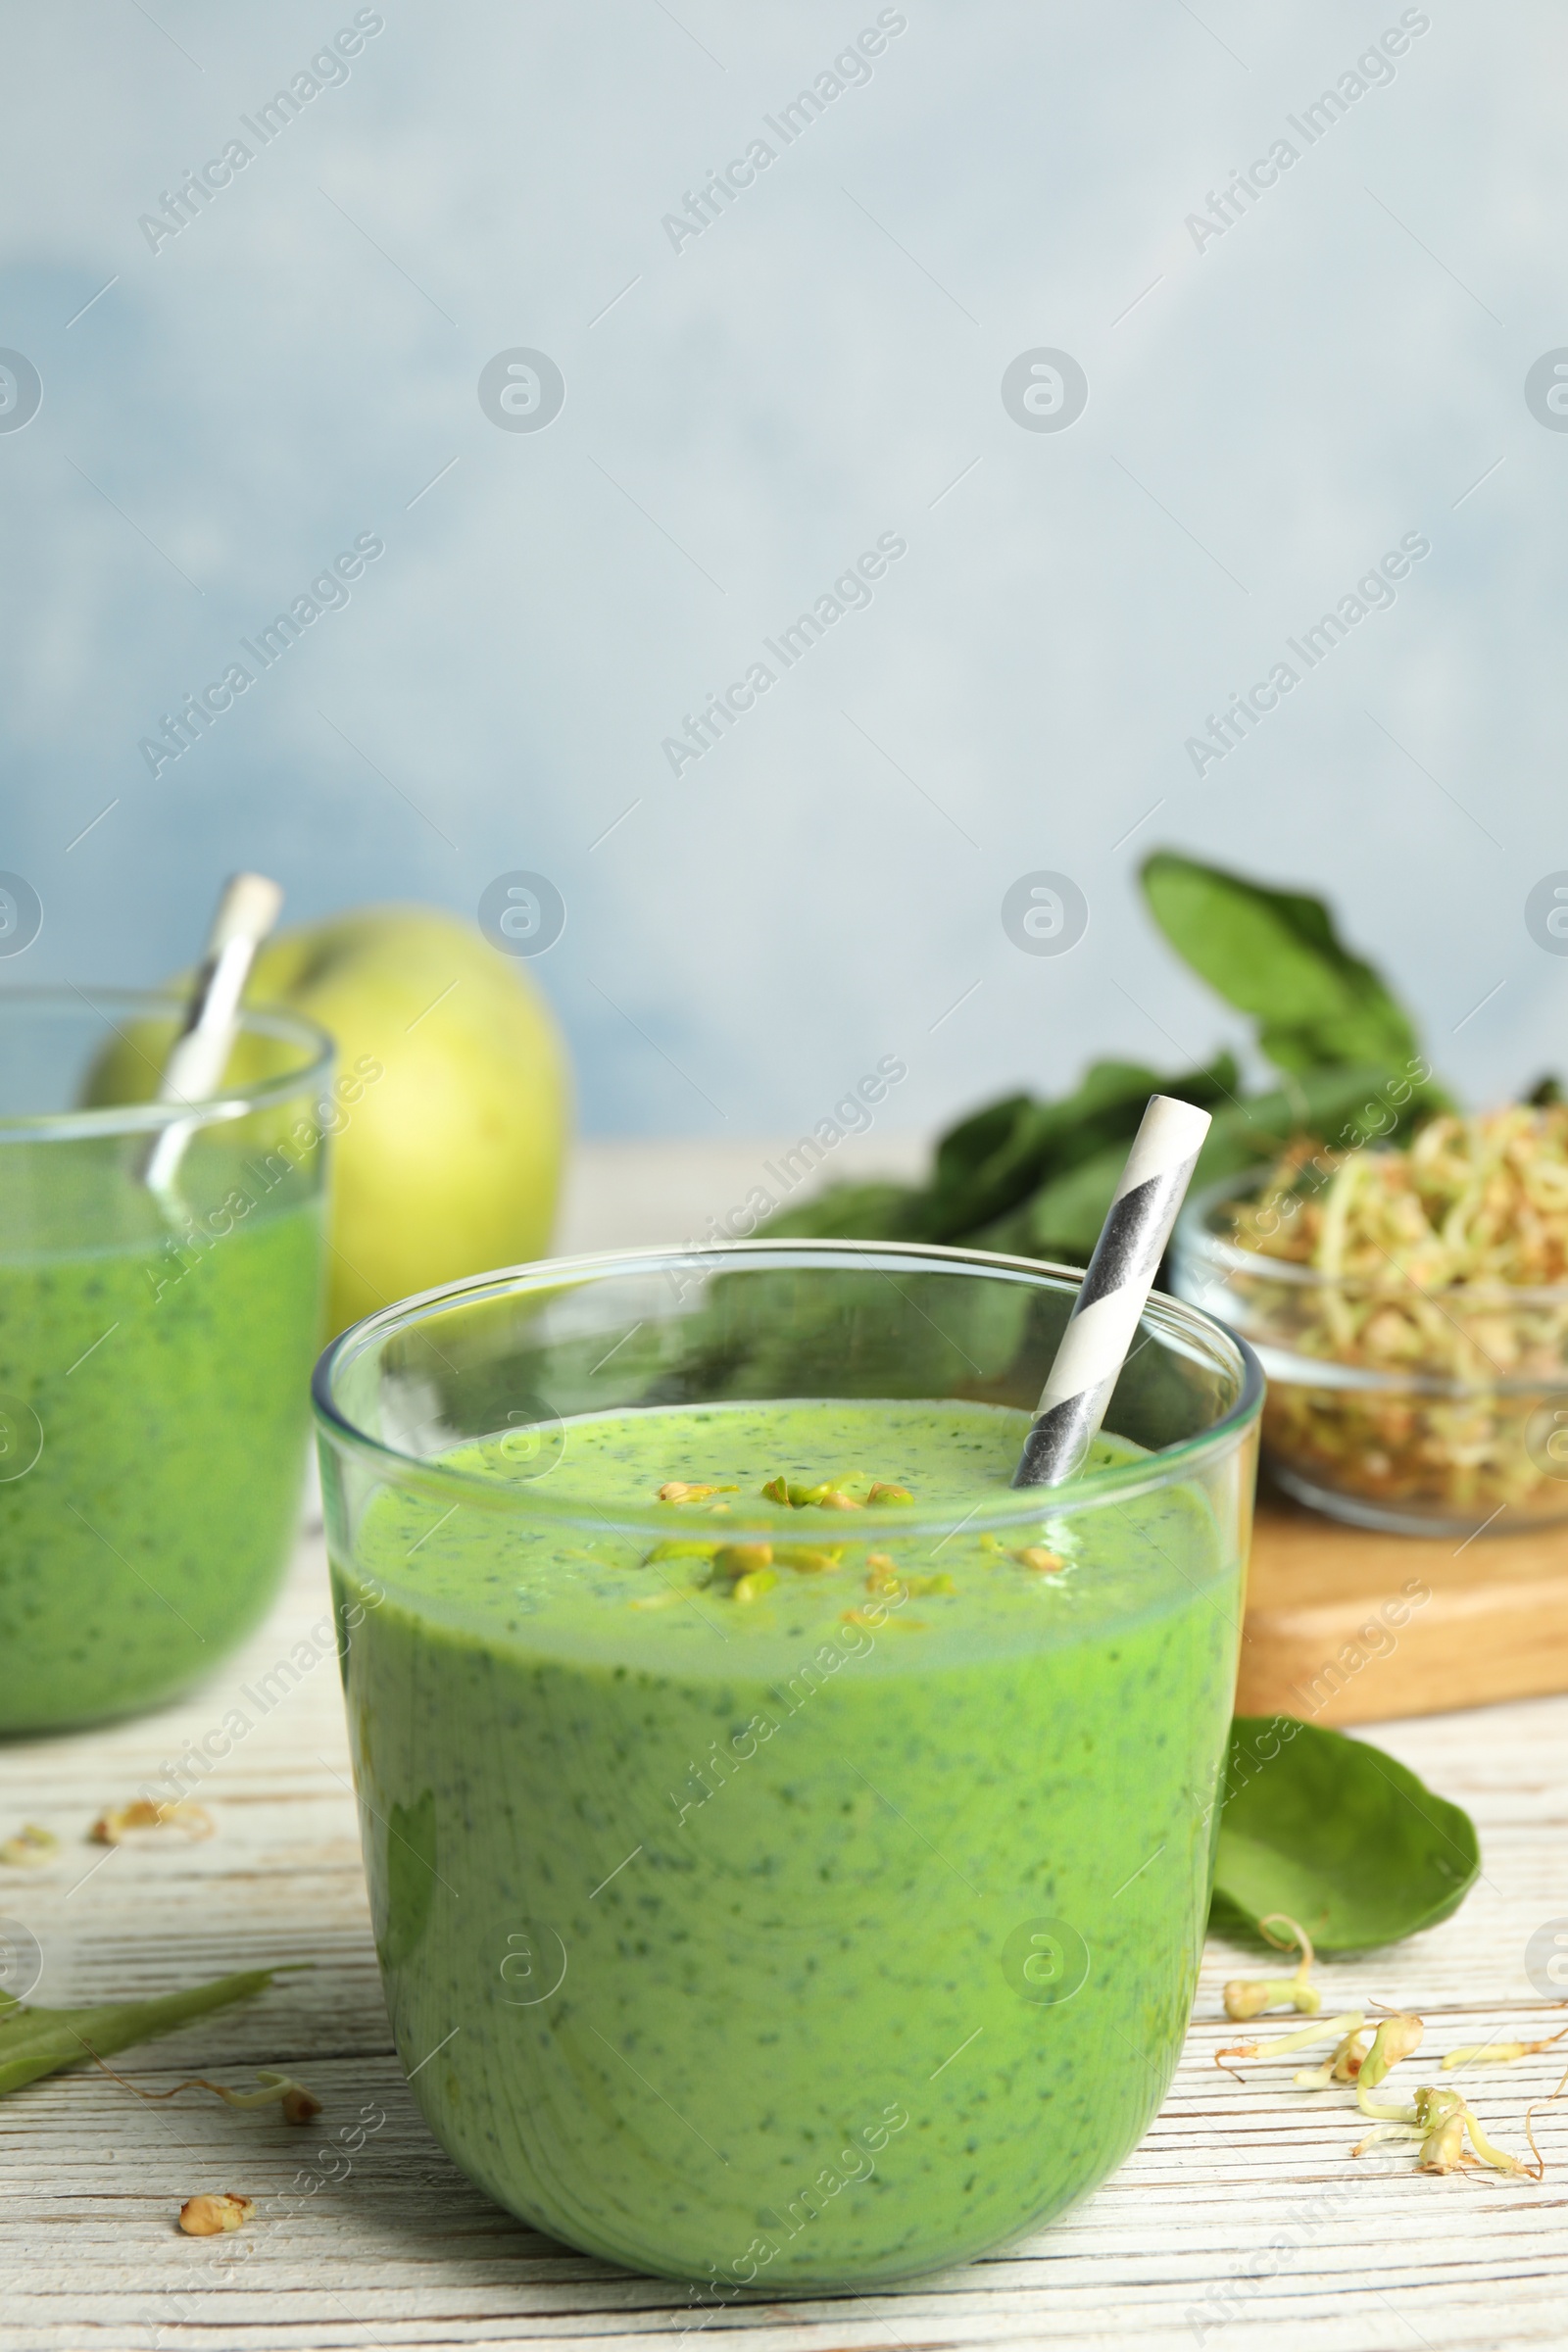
[344,1396,1229,1668]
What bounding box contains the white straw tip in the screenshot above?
[210,872,284,954]
[1145,1094,1213,1155]
[1111,1094,1213,1201]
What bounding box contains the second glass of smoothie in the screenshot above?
[315,1240,1260,2290]
[0,988,332,1734]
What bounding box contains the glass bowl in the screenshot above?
[314,1239,1261,2291]
[1173,1174,1568,1537]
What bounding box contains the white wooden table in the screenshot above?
[4,1141,1568,2352]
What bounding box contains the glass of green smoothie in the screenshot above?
[0,987,332,1734]
[315,1240,1260,2291]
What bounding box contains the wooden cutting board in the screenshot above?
[1237,1483,1568,1724]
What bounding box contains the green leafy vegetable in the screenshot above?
[1212,1717,1479,1954]
[918,1055,1242,1241]
[765,1053,1237,1257]
[767,1060,1446,1270]
[762,853,1460,1267]
[970,1065,1443,1262]
[1140,850,1426,1081]
[0,1966,279,2097]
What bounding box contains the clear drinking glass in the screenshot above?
[314,1240,1261,2291]
[0,987,332,1734]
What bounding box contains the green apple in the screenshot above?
[245,906,570,1335]
[88,905,570,1337]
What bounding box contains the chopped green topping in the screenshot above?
[864,1550,954,1599]
[639,1468,1062,1613]
[712,1544,772,1581]
[976,1534,1065,1574]
[760,1475,870,1510]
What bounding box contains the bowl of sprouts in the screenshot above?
[1172,1106,1568,1537]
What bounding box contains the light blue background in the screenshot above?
[2,0,1564,1134]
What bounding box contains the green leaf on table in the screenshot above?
[0,1967,279,2097]
[1141,851,1425,1081]
[1212,1717,1479,1954]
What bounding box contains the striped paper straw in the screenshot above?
[140,872,283,1199]
[1011,1093,1212,1489]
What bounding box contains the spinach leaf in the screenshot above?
[0,1966,279,2096]
[922,1054,1239,1243]
[929,1093,1036,1194]
[763,1053,1239,1256]
[1141,851,1424,1080]
[971,1140,1136,1263]
[1212,1717,1479,1954]
[921,1064,1446,1269]
[760,860,1449,1267]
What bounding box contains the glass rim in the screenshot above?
[1178,1169,1568,1308]
[0,985,335,1140]
[311,1236,1265,1541]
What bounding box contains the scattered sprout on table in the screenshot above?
[90,1800,214,1846]
[94,2050,322,2125]
[1443,2025,1568,2070]
[178,2192,255,2236]
[1215,1975,1544,2180]
[1221,1915,1321,2022]
[0,1825,60,1869]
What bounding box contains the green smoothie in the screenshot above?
[0,1139,322,1733]
[333,1395,1241,2288]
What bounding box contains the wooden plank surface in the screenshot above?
[1239,1490,1568,1726]
[4,1141,1568,2352]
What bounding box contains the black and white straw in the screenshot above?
[1011,1093,1212,1489]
